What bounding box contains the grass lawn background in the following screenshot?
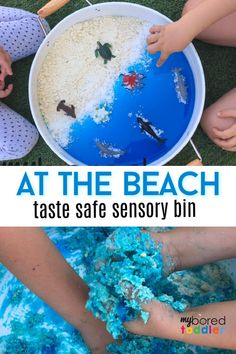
[1,0,236,165]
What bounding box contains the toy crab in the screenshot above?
[121,71,145,91]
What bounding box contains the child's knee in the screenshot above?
[1,14,50,62]
[201,109,234,139]
[0,103,39,161]
[200,108,216,140]
[230,87,236,98]
[182,0,205,17]
[201,89,236,141]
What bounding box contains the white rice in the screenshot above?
[38,16,150,147]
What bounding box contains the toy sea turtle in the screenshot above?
[95,41,116,64]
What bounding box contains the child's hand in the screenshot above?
[213,109,236,152]
[0,47,13,98]
[0,48,12,80]
[147,20,193,66]
[124,300,180,340]
[0,81,13,98]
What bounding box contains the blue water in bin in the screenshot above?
[63,50,195,165]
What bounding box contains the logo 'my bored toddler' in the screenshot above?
[180,316,226,335]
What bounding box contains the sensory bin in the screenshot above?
[34,6,199,166]
[0,227,236,354]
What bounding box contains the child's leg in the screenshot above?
[182,0,236,46]
[182,2,236,148]
[0,6,37,22]
[0,102,39,160]
[200,88,236,148]
[0,7,49,160]
[0,6,50,62]
[0,228,113,354]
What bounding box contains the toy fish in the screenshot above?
[172,68,188,104]
[95,139,126,158]
[57,100,76,118]
[137,116,166,144]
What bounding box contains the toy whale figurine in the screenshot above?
[95,139,126,158]
[172,68,188,104]
[137,116,167,144]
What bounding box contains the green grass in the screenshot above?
[1,0,236,165]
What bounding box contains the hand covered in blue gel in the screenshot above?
[86,227,187,340]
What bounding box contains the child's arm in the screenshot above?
[0,228,113,354]
[125,300,236,350]
[0,48,13,98]
[149,227,236,274]
[126,227,236,350]
[148,0,236,66]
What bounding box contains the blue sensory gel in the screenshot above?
[0,227,235,354]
